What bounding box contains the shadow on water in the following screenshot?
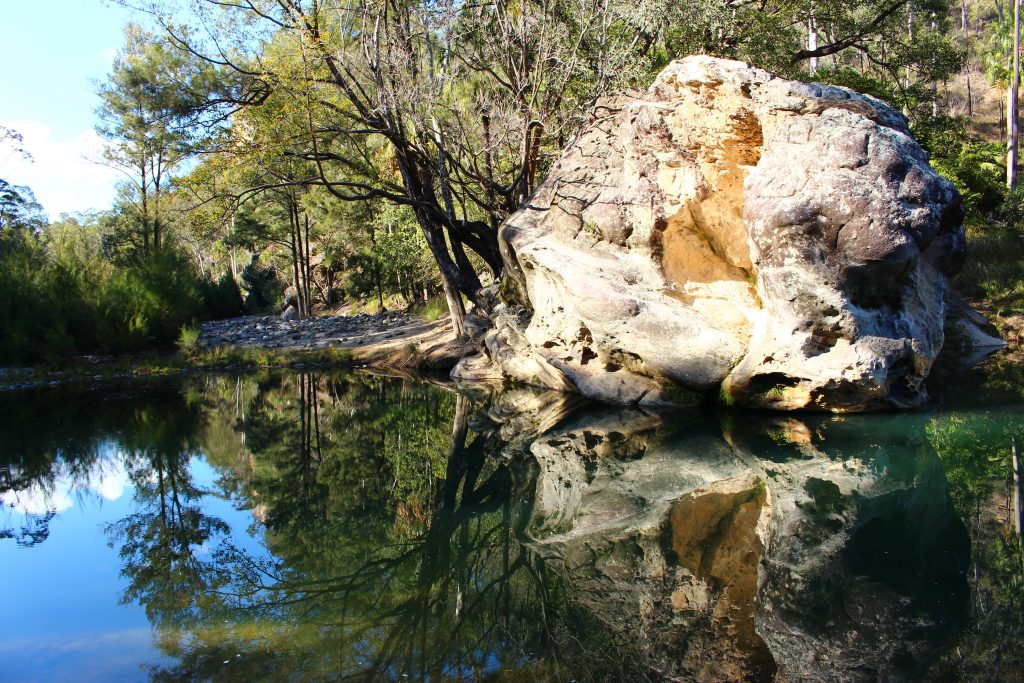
[2,372,1022,680]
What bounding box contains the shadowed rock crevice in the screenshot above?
[454,56,1002,412]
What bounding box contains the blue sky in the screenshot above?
[0,0,140,218]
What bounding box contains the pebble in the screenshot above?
[0,311,430,392]
[198,312,419,351]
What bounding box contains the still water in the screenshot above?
[1,366,1022,681]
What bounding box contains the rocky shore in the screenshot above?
[0,311,457,392]
[197,311,438,350]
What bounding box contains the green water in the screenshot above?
[1,365,1022,681]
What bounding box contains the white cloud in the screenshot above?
[0,119,121,218]
[1,454,132,517]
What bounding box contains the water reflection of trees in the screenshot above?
[136,372,640,682]
[5,368,1023,680]
[0,383,213,547]
[106,447,230,628]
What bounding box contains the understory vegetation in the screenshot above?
[3,0,1024,363]
[0,222,242,364]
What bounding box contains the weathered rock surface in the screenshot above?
[454,56,1001,411]
[479,392,969,680]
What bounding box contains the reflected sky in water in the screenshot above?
[0,368,1021,681]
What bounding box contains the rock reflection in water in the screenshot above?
[491,393,970,681]
[0,375,976,681]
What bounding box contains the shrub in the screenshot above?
[911,116,1006,215]
[0,234,247,364]
[201,270,244,320]
[420,296,448,322]
[176,325,202,358]
[241,258,280,314]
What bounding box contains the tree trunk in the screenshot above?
[288,199,304,320]
[808,3,819,76]
[906,5,914,94]
[229,215,238,279]
[303,212,313,315]
[1009,0,1021,190]
[932,15,940,117]
[967,64,974,117]
[441,270,466,338]
[431,117,474,334]
[481,109,499,233]
[1013,439,1023,538]
[1001,96,1007,142]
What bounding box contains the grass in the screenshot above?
[958,219,1024,334]
[176,325,202,358]
[413,295,449,322]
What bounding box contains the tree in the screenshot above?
[1010,0,1021,188]
[0,179,45,233]
[0,126,46,233]
[117,0,969,332]
[129,0,668,333]
[95,24,218,254]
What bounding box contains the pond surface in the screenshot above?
[1,364,1022,681]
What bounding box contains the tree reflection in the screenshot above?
[925,401,1024,678]
[106,449,230,628]
[0,382,210,547]
[129,373,638,681]
[13,369,1016,680]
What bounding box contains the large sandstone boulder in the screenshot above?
[454,56,1001,411]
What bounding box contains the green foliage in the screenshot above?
[912,116,1006,214]
[419,295,449,322]
[0,223,246,365]
[0,178,46,232]
[95,24,222,254]
[813,67,902,105]
[240,256,281,314]
[176,326,202,358]
[199,270,244,320]
[983,8,1018,91]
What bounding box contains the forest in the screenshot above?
[1,0,1022,365]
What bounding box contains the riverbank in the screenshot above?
[0,311,459,391]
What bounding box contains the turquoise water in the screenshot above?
[1,367,1022,681]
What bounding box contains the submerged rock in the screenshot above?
[455,56,1001,411]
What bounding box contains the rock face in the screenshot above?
[454,56,1001,411]
[482,393,969,680]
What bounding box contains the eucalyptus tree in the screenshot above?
[0,127,45,234]
[0,179,45,233]
[95,24,224,254]
[125,0,662,333]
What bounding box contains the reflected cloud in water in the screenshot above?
[2,444,131,516]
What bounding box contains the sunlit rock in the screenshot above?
[455,56,1002,411]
